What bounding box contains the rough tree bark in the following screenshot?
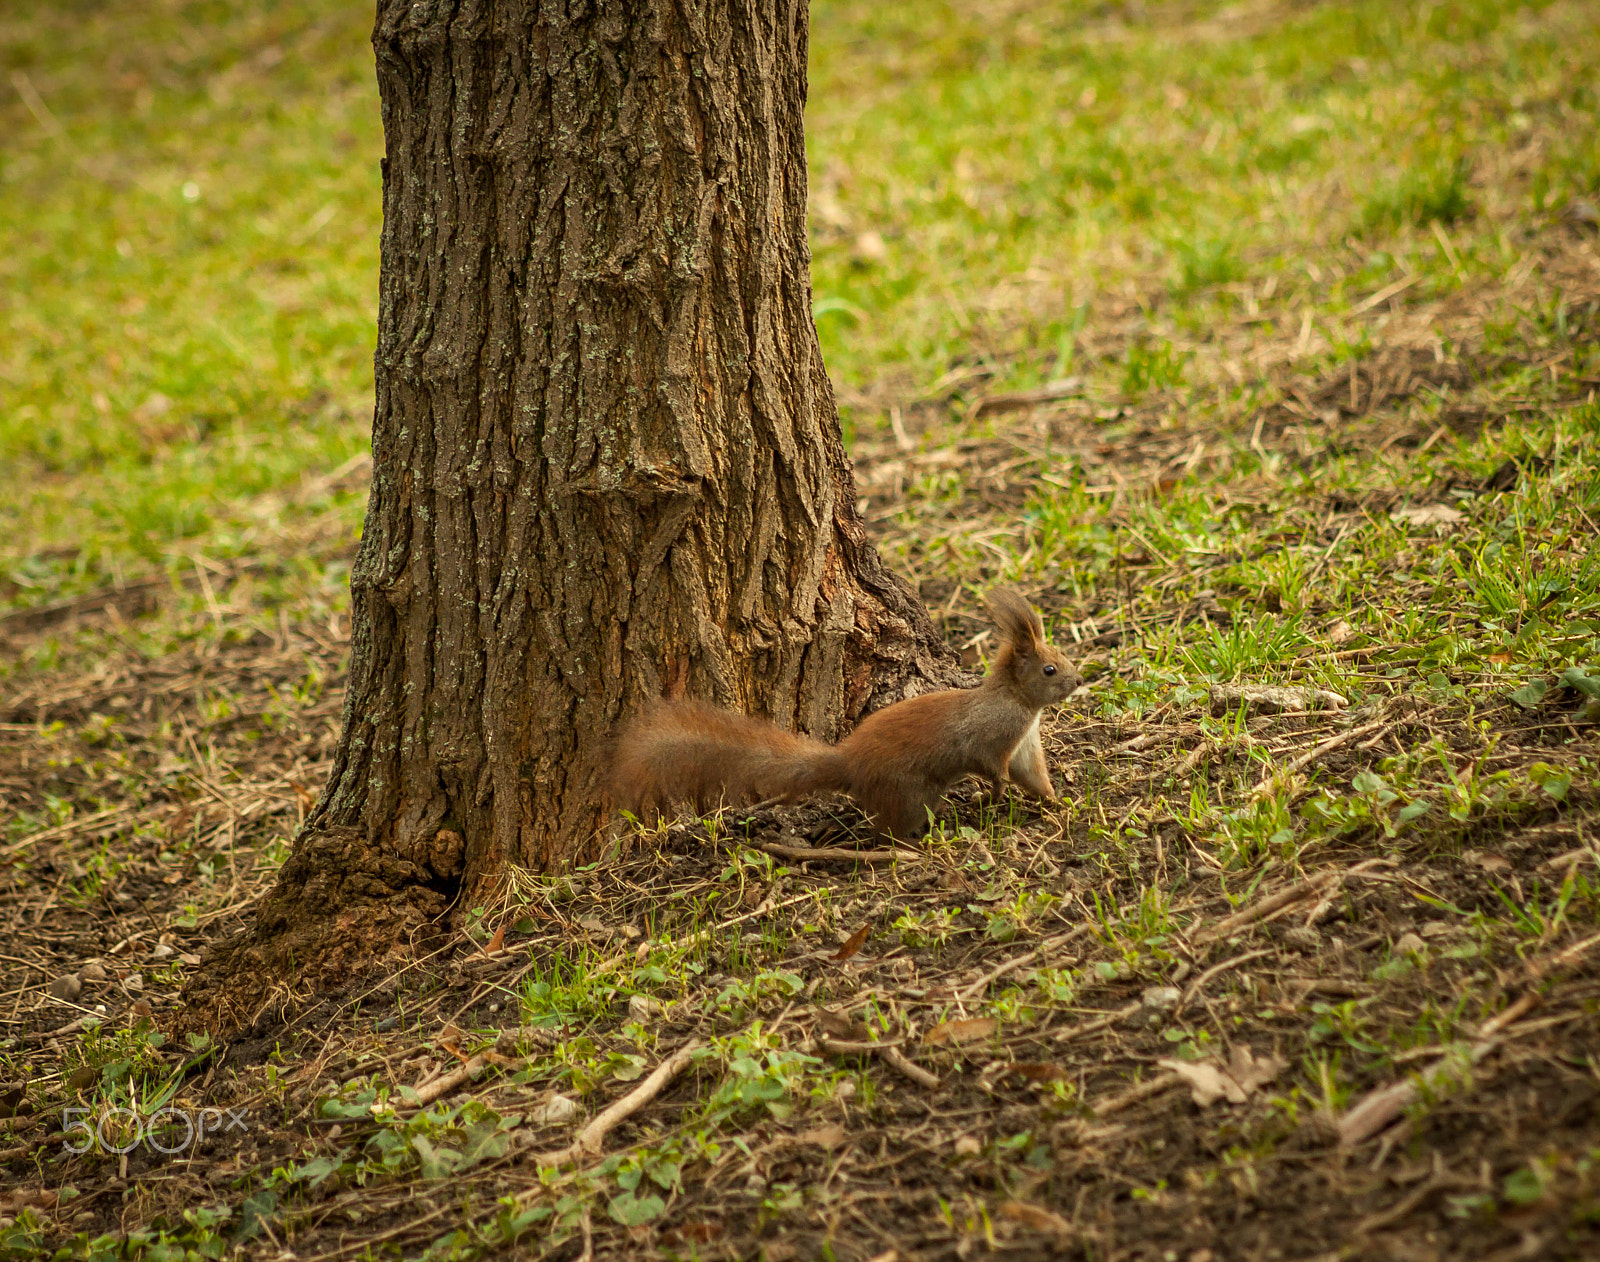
[177,0,952,1036]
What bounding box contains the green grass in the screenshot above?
[807,0,1600,408]
[0,3,377,591]
[5,0,1599,611]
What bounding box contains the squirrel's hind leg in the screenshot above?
[855,780,941,841]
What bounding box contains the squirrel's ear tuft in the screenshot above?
[984,587,1045,652]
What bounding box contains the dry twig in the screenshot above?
[1339,932,1600,1147]
[1195,874,1338,945]
[1175,946,1276,1015]
[530,1041,702,1168]
[1250,717,1389,799]
[820,1036,941,1089]
[758,842,916,864]
[1055,1001,1140,1044]
[1093,1071,1182,1117]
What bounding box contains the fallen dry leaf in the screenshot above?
[853,229,887,263]
[529,1093,578,1125]
[1391,502,1463,527]
[438,1023,467,1060]
[1209,684,1347,715]
[1161,1058,1236,1107]
[795,1122,847,1148]
[999,1200,1073,1234]
[0,1188,57,1213]
[833,923,870,961]
[1161,1047,1286,1107]
[923,1016,996,1047]
[1227,1045,1287,1094]
[815,1006,869,1041]
[1007,1061,1070,1083]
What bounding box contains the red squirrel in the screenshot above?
[612,589,1082,838]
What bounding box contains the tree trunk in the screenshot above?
[176,0,952,1036]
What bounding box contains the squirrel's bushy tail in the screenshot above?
[612,700,849,821]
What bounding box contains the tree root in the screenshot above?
[170,826,463,1039]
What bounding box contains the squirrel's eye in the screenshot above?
[1043,664,1057,676]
